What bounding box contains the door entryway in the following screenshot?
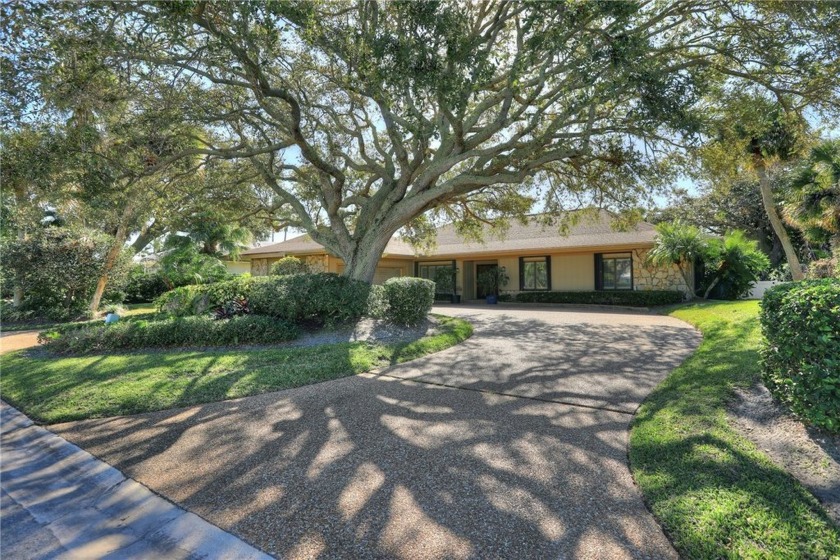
[475,264,498,299]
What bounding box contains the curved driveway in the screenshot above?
[52,305,700,560]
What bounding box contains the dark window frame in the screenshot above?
[416,260,457,294]
[595,253,633,291]
[518,256,551,291]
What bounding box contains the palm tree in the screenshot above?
[646,220,707,294]
[785,139,840,261]
[701,230,770,299]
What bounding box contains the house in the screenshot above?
[239,211,692,298]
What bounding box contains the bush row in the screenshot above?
[513,290,685,307]
[154,273,434,326]
[40,315,300,354]
[760,279,840,432]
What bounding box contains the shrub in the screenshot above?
[700,231,769,300]
[41,314,300,354]
[270,256,310,276]
[514,290,684,306]
[212,297,250,320]
[123,267,170,303]
[250,273,370,326]
[154,285,204,316]
[154,273,375,327]
[365,284,389,319]
[154,276,254,316]
[384,277,435,325]
[760,279,840,432]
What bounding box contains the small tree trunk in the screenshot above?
[12,286,23,308]
[703,276,720,300]
[677,262,694,296]
[753,151,804,280]
[90,204,134,314]
[752,152,804,281]
[11,228,25,308]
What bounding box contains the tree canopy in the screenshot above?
[5,0,839,281]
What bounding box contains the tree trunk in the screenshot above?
[338,231,395,283]
[11,194,26,308]
[752,151,805,281]
[90,204,135,314]
[131,219,162,254]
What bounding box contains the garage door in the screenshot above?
[336,266,403,285]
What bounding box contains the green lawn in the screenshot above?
[0,315,472,424]
[1,303,158,332]
[630,301,840,559]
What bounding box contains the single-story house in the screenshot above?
[239,211,693,298]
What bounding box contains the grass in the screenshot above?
[0,315,472,424]
[630,300,840,559]
[1,303,158,332]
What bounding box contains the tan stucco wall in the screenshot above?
[223,261,251,275]
[551,253,594,291]
[248,246,690,296]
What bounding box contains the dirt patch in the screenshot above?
[729,384,840,524]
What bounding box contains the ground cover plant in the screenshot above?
[760,279,840,432]
[630,301,840,558]
[0,315,472,423]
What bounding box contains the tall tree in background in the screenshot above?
[6,1,839,282]
[654,169,809,270]
[697,93,815,280]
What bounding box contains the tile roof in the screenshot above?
[240,210,657,259]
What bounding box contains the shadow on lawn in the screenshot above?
[629,302,840,558]
[48,308,703,559]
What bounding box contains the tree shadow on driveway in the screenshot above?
[50,308,700,559]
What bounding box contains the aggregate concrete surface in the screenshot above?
[40,305,699,559]
[0,403,273,560]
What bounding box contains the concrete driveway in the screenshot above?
[51,305,700,559]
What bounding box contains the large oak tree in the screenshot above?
[8,1,839,282]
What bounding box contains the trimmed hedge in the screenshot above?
[249,273,371,326]
[40,315,300,354]
[514,290,684,306]
[366,284,389,319]
[760,279,840,432]
[154,273,440,326]
[384,277,435,325]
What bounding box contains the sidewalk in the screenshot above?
[0,402,272,560]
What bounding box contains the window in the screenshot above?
[598,254,632,290]
[418,262,455,293]
[519,256,550,291]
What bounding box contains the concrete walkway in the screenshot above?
[1,403,273,559]
[44,305,700,559]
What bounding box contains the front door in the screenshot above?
[476,264,498,299]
